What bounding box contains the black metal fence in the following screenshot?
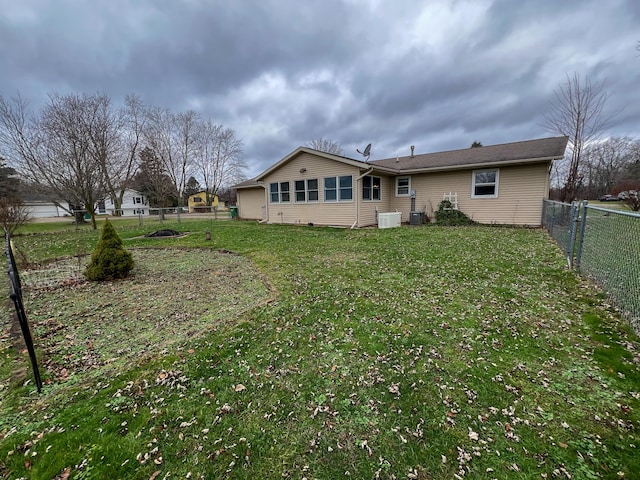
[4,229,42,392]
[542,200,640,330]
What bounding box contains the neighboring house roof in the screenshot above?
[233,136,569,189]
[234,179,261,189]
[370,136,569,173]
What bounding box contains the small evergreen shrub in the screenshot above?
[84,220,134,281]
[434,200,477,226]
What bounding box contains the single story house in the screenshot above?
[234,136,568,227]
[100,189,149,216]
[22,194,72,219]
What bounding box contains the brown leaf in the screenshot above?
[149,471,161,480]
[55,467,71,480]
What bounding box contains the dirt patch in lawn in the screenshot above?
[16,248,274,386]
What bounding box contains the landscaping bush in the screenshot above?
[434,199,476,225]
[84,219,134,281]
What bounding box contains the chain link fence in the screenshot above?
[542,199,640,330]
[541,200,579,267]
[63,207,232,228]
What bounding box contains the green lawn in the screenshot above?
[1,219,639,479]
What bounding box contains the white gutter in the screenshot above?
[351,167,374,229]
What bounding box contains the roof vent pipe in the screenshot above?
[410,145,415,157]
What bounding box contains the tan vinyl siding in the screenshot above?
[237,187,265,220]
[387,162,551,225]
[357,175,392,226]
[263,153,361,226]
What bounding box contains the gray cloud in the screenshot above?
[1,0,639,177]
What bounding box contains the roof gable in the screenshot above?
[255,147,373,180]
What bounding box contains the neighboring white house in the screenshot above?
[101,189,149,216]
[23,198,72,219]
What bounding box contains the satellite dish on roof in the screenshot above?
[357,143,372,161]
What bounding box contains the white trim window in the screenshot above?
[362,176,381,201]
[324,175,353,202]
[269,181,290,203]
[294,178,319,202]
[472,169,499,198]
[396,176,411,196]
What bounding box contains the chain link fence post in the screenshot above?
[575,200,588,270]
[566,201,578,267]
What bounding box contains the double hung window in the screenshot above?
[269,182,290,203]
[472,169,499,198]
[295,179,319,202]
[324,176,353,202]
[362,176,381,201]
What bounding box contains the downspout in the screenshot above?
[351,167,374,229]
[258,182,269,223]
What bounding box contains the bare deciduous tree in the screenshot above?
[107,94,147,214]
[0,93,103,227]
[193,120,245,206]
[544,73,613,202]
[306,138,343,156]
[144,108,199,207]
[580,137,637,198]
[38,93,109,228]
[0,92,136,228]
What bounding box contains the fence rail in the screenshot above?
[542,199,640,330]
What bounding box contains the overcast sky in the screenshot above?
[1,0,639,177]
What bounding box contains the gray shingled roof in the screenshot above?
[370,136,568,172]
[233,178,261,189]
[233,136,569,189]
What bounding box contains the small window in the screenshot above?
[362,176,381,201]
[396,177,410,196]
[193,196,202,203]
[472,169,499,198]
[270,182,291,203]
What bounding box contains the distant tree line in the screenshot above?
[0,92,246,229]
[549,136,640,208]
[545,73,640,209]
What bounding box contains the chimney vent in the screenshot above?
[410,145,415,157]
